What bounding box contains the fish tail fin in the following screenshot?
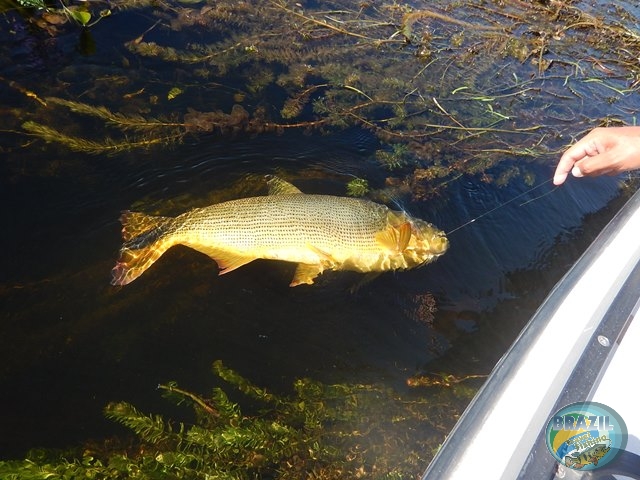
[111,211,175,286]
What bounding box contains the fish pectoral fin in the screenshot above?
[192,247,256,275]
[375,222,412,252]
[265,175,303,195]
[290,263,324,287]
[397,222,412,251]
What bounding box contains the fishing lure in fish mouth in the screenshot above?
[111,175,448,287]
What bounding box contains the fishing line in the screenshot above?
[446,178,555,235]
[518,183,559,206]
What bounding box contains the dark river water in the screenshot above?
[0,126,625,459]
[1,0,638,471]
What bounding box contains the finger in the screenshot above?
[571,165,584,178]
[553,171,569,185]
[553,148,588,185]
[553,155,575,185]
[576,150,619,177]
[553,154,580,185]
[553,136,603,185]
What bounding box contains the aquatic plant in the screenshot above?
[10,0,110,28]
[15,0,45,8]
[0,360,473,479]
[5,0,640,195]
[375,144,413,171]
[346,177,370,197]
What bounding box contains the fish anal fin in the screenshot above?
[375,222,412,253]
[290,263,324,287]
[265,175,303,195]
[191,246,256,275]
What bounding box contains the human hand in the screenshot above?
[553,126,640,185]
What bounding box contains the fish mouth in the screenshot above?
[428,233,449,255]
[404,229,448,268]
[411,220,449,256]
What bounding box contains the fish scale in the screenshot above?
[111,176,448,287]
[177,194,388,253]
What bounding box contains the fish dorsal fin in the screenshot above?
[375,222,412,252]
[265,175,303,195]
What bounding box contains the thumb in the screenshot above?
[575,149,619,177]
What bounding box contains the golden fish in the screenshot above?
[111,175,448,287]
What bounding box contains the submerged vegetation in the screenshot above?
[0,361,478,479]
[3,0,640,195]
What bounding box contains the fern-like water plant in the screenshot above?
[0,360,474,479]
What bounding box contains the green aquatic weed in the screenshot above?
[9,0,640,196]
[346,178,370,197]
[0,360,471,479]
